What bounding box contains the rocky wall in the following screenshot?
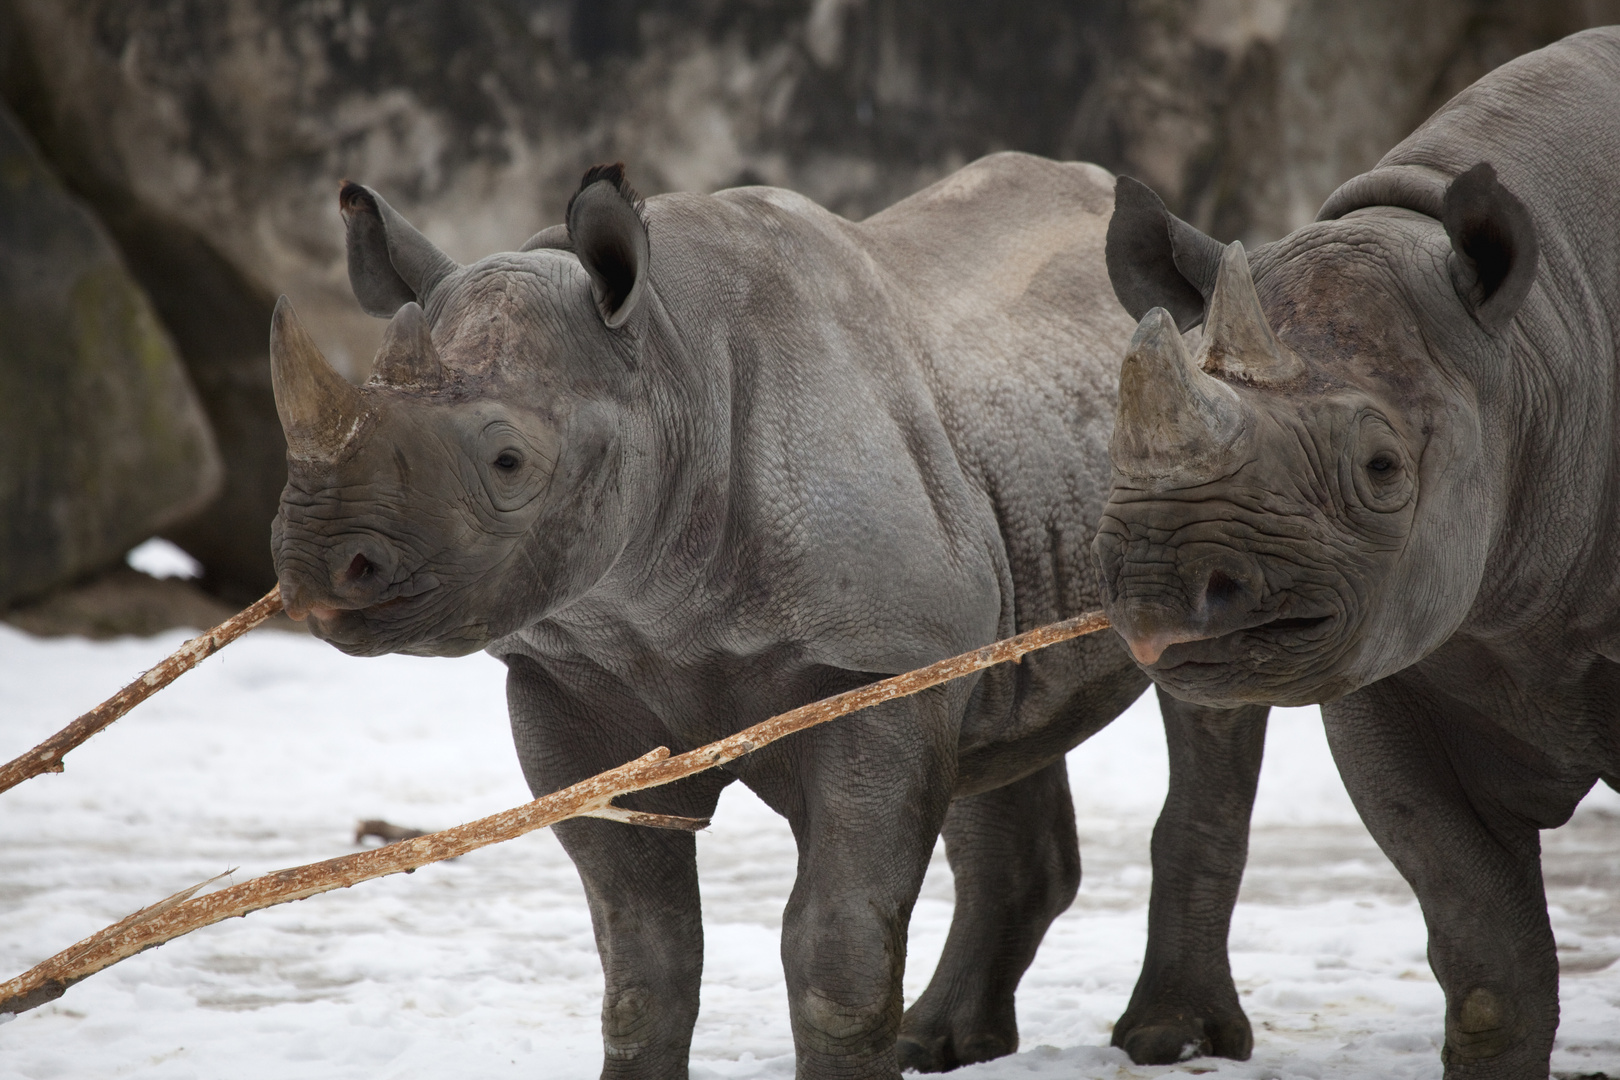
[0,101,221,609]
[1,0,1614,599]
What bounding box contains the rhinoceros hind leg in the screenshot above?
[1113,690,1267,1066]
[898,758,1080,1072]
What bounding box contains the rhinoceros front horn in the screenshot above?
[270,297,366,462]
[1111,306,1246,486]
[1196,241,1305,386]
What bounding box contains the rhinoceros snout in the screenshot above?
[1104,549,1271,666]
[278,535,400,620]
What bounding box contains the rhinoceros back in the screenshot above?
[856,153,1138,634]
[1319,27,1620,333]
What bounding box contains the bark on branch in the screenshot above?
[0,608,1109,1016]
[0,587,285,795]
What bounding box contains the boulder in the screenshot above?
[0,101,221,610]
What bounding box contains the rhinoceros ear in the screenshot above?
[1442,163,1537,332]
[1106,176,1227,332]
[339,181,460,318]
[567,163,649,329]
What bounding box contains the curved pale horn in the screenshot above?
[369,302,447,388]
[1196,241,1305,386]
[1111,306,1246,486]
[270,297,367,461]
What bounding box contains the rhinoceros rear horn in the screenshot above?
[1112,307,1246,486]
[369,302,447,389]
[567,163,649,329]
[270,297,366,461]
[340,181,460,318]
[1442,163,1538,332]
[1106,176,1227,332]
[1196,241,1305,386]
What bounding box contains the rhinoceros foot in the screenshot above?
[896,988,1018,1073]
[1111,1002,1253,1066]
[895,1028,1016,1074]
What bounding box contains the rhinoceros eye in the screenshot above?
[1348,413,1415,516]
[493,451,521,472]
[1365,454,1398,476]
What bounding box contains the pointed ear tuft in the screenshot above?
[568,163,645,220]
[1441,163,1537,332]
[339,181,460,319]
[1106,176,1227,332]
[567,163,649,328]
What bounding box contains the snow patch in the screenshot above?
[0,625,1616,1078]
[125,538,203,580]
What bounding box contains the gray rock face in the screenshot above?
[1,0,1613,596]
[0,102,221,609]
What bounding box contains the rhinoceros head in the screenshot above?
[1095,168,1537,706]
[270,167,652,657]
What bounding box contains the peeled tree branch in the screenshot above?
[0,587,286,795]
[0,608,1111,1017]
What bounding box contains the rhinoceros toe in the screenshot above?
[895,1028,1016,1073]
[1113,1006,1253,1066]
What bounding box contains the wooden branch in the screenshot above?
[0,608,1110,1016]
[581,806,712,831]
[0,587,284,795]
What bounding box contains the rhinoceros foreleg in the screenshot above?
[506,655,731,1080]
[1324,682,1571,1080]
[1113,688,1266,1065]
[770,684,958,1080]
[896,758,1080,1072]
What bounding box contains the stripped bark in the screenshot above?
[0,587,285,795]
[0,608,1109,1016]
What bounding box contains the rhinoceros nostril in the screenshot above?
[1203,569,1242,604]
[346,553,374,582]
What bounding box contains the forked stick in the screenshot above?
[0,609,1110,1016]
[0,587,285,795]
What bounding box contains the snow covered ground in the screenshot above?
[2,619,1617,1079]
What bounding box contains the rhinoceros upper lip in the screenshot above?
[284,571,441,622]
[1150,611,1334,669]
[297,594,413,621]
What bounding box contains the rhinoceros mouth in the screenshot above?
[1147,610,1337,671]
[302,595,494,659]
[1254,614,1333,633]
[1127,606,1355,706]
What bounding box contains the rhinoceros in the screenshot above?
[1095,28,1620,1079]
[268,152,1270,1077]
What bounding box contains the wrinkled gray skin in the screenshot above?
[268,152,1271,1077]
[1096,28,1620,1080]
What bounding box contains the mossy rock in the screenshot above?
[0,102,222,609]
